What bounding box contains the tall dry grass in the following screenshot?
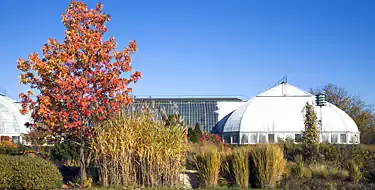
[232,146,250,188]
[249,144,286,188]
[193,143,222,188]
[92,105,187,188]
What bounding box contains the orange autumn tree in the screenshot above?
[17,1,141,183]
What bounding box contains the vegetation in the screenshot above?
[231,147,250,188]
[0,155,62,189]
[188,122,203,143]
[193,143,222,188]
[92,106,187,188]
[248,145,286,188]
[17,0,141,184]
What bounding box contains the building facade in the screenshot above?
[211,82,360,144]
[134,96,244,132]
[0,92,30,144]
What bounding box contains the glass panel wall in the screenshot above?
[250,133,257,144]
[232,134,239,144]
[340,134,347,144]
[295,134,302,143]
[259,133,266,143]
[268,134,275,143]
[241,134,248,144]
[322,133,330,143]
[331,134,338,143]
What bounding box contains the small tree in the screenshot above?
[302,103,318,145]
[17,1,141,184]
[194,122,202,136]
[301,102,319,163]
[187,127,197,143]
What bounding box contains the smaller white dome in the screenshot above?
[0,95,30,136]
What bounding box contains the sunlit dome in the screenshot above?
[0,93,30,143]
[212,82,360,144]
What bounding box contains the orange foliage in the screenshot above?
[17,1,141,139]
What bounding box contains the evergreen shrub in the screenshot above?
[0,154,63,189]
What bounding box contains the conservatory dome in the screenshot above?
[212,82,360,144]
[0,93,30,143]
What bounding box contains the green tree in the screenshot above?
[302,102,319,163]
[311,84,375,144]
[302,103,318,145]
[188,127,198,143]
[194,122,202,136]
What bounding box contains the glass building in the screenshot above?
[212,83,360,144]
[134,96,244,133]
[0,91,30,144]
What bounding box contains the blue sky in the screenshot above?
[1,0,374,105]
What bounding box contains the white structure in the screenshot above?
[0,93,30,144]
[212,82,360,144]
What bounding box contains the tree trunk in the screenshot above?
[80,145,86,185]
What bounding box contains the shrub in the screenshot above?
[198,134,228,151]
[50,142,79,166]
[309,163,349,181]
[249,145,286,188]
[193,143,222,188]
[231,146,250,188]
[347,160,362,184]
[310,163,329,179]
[93,107,187,188]
[0,141,18,155]
[0,155,62,189]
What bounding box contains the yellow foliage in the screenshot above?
[92,106,187,188]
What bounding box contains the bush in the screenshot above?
[347,160,362,184]
[309,163,349,181]
[231,146,250,188]
[193,143,222,188]
[50,142,79,166]
[198,134,228,151]
[93,107,187,188]
[249,145,286,188]
[0,141,18,155]
[0,155,62,189]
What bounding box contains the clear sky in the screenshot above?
[1,0,374,105]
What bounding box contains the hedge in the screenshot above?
[0,155,63,189]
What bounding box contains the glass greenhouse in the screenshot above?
[0,93,30,144]
[212,82,360,144]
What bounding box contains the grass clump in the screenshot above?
[232,146,250,188]
[193,143,222,188]
[249,145,286,188]
[92,106,187,188]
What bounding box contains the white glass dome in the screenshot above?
[213,83,360,144]
[0,94,30,143]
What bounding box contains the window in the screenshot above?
[276,134,285,142]
[340,134,347,144]
[259,133,267,143]
[268,134,275,143]
[322,133,330,143]
[241,134,248,144]
[232,134,239,144]
[295,134,302,143]
[12,136,19,144]
[250,133,257,144]
[353,134,359,144]
[224,134,231,144]
[285,133,294,142]
[331,134,338,143]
